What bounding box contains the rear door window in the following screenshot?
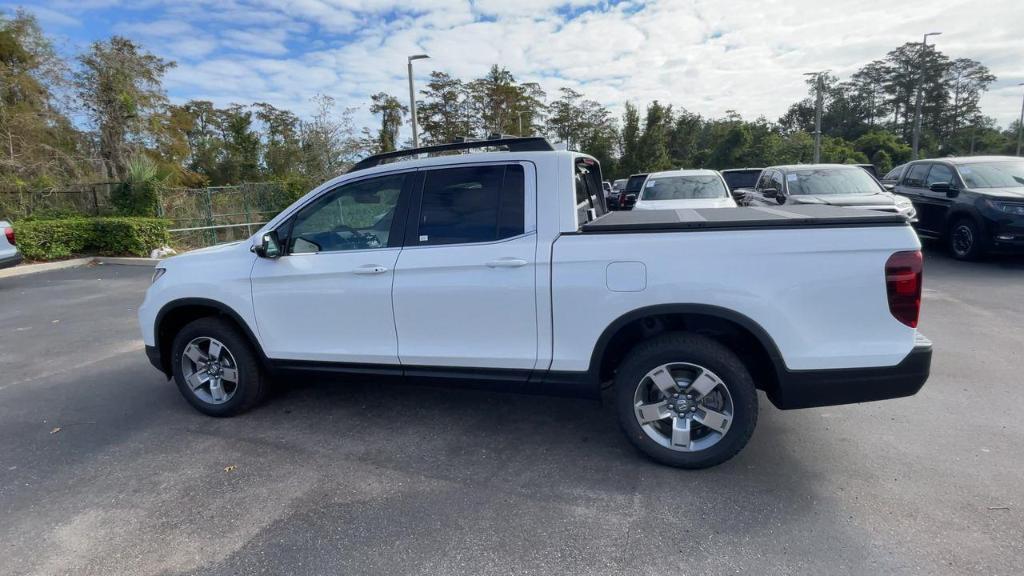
[903,163,930,188]
[415,164,525,246]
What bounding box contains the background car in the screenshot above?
[720,168,764,205]
[892,156,1024,260]
[856,163,880,179]
[743,164,916,221]
[608,178,628,209]
[617,173,647,210]
[632,170,737,210]
[1,220,22,269]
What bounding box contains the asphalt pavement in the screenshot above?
[1,249,1022,576]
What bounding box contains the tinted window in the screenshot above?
[624,174,647,193]
[641,175,729,200]
[925,164,954,187]
[289,173,404,254]
[755,171,772,190]
[957,161,1024,188]
[883,164,905,181]
[903,163,930,187]
[721,171,759,190]
[574,159,607,222]
[416,165,524,246]
[770,171,785,192]
[787,168,882,195]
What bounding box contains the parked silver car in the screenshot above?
[0,220,22,269]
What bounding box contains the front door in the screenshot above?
[250,172,411,364]
[392,163,539,371]
[919,163,957,234]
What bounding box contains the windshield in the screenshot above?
[641,175,729,201]
[958,161,1024,188]
[787,168,882,195]
[722,171,759,191]
[625,175,647,193]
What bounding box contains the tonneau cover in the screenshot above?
[581,205,906,232]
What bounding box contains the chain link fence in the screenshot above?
[157,182,294,250]
[0,182,298,250]
[0,183,120,220]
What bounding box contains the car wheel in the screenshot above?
[614,333,758,469]
[948,217,985,261]
[171,317,267,416]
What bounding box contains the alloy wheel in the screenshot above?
[632,362,734,452]
[180,337,239,405]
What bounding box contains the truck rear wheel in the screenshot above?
[170,317,268,416]
[614,333,757,469]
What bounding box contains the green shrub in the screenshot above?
[13,217,171,261]
[111,155,162,216]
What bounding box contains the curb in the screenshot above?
[94,257,160,267]
[0,257,96,279]
[0,256,159,279]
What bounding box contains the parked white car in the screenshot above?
[632,170,737,210]
[139,137,931,469]
[0,220,21,269]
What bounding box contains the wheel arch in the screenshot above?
[589,304,786,395]
[154,298,268,376]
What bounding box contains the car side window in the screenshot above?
[755,171,771,190]
[770,171,785,193]
[416,164,525,246]
[883,165,904,181]
[925,164,954,187]
[287,173,405,254]
[903,163,930,188]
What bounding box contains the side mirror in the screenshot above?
[929,182,958,197]
[253,230,282,259]
[883,183,896,192]
[761,187,779,199]
[730,188,752,202]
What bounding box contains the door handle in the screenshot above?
[485,258,528,268]
[353,264,389,275]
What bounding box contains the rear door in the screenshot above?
[392,162,539,371]
[919,163,958,232]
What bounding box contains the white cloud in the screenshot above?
[25,0,1024,135]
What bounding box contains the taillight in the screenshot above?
[885,250,922,328]
[3,227,13,246]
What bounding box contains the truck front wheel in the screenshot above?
[614,333,758,469]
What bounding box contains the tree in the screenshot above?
[466,65,546,136]
[298,94,365,184]
[635,101,672,171]
[618,102,641,177]
[944,58,995,148]
[417,71,472,145]
[74,36,175,181]
[0,10,81,188]
[254,102,301,180]
[368,92,406,153]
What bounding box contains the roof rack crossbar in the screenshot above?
[348,136,554,173]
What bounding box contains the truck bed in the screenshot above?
[581,205,907,233]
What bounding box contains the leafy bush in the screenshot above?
[111,156,163,217]
[13,217,170,261]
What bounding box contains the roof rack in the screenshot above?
[347,135,555,173]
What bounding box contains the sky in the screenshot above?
[12,0,1024,139]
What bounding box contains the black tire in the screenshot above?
[614,333,758,469]
[171,317,267,416]
[948,217,985,261]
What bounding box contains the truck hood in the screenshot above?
[787,193,896,207]
[634,197,736,210]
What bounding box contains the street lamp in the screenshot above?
[911,32,941,160]
[804,71,826,163]
[407,54,430,148]
[1016,82,1024,157]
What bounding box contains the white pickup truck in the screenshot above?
[139,137,931,469]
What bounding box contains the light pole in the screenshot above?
[911,32,941,160]
[1016,82,1024,157]
[407,54,430,148]
[804,71,826,163]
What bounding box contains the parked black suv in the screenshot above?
[893,156,1024,260]
[741,164,916,220]
[616,173,647,210]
